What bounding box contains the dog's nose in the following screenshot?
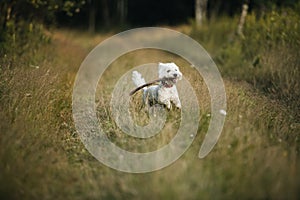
[173,74,177,77]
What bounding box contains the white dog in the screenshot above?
[132,62,182,109]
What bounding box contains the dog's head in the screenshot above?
[158,62,182,85]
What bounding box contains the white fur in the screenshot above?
[132,71,146,87]
[132,62,182,109]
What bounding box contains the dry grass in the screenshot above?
[0,27,299,200]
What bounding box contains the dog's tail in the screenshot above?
[132,71,146,88]
[132,71,149,105]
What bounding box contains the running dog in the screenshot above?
[131,62,182,109]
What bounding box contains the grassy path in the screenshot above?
[0,29,299,200]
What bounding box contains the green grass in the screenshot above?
[1,12,300,200]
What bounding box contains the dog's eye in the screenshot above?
[175,69,178,71]
[167,70,171,73]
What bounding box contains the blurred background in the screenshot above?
[1,0,299,30]
[0,0,300,199]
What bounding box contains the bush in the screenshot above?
[0,0,85,68]
[242,8,300,116]
[190,7,300,119]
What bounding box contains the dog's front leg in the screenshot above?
[158,89,171,109]
[160,98,171,109]
[170,88,181,109]
[172,97,181,109]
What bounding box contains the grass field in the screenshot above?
[1,17,300,199]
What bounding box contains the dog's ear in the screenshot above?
[158,62,166,78]
[173,63,183,80]
[178,71,183,80]
[158,62,165,70]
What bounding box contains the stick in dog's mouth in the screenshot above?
[129,77,176,96]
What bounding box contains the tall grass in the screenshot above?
[190,9,300,149]
[190,9,300,100]
[0,9,300,200]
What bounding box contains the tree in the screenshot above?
[237,1,249,37]
[117,0,127,24]
[101,0,110,26]
[88,0,96,32]
[195,0,208,26]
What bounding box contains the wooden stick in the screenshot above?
[129,77,175,96]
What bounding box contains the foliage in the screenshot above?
[0,0,85,63]
[0,0,85,24]
[191,6,300,120]
[242,8,300,113]
[243,7,300,58]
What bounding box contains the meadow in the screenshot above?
[0,9,299,200]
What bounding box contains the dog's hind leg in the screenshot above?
[142,89,148,106]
